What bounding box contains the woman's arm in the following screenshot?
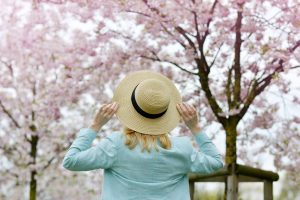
[62,102,119,171]
[189,131,223,173]
[176,103,223,174]
[62,128,117,171]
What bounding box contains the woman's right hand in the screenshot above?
[176,103,201,135]
[89,102,119,132]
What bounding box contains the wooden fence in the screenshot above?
[188,163,279,200]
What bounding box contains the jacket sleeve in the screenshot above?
[62,128,118,171]
[189,131,223,174]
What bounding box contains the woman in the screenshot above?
[63,70,223,200]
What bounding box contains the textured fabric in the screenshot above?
[63,128,223,200]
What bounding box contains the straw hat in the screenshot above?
[112,70,182,135]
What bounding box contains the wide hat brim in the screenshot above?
[112,70,182,135]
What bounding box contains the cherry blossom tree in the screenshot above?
[40,0,300,172]
[0,1,127,199]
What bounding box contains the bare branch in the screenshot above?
[196,59,226,124]
[238,80,258,118]
[226,67,233,109]
[140,54,197,75]
[250,14,297,34]
[290,65,300,69]
[0,100,21,128]
[192,11,202,47]
[198,50,210,74]
[142,0,166,18]
[201,0,218,44]
[124,10,151,18]
[160,25,187,49]
[232,5,243,107]
[2,169,19,179]
[175,26,197,53]
[42,156,56,171]
[209,42,224,68]
[289,40,300,52]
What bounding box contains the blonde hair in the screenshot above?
[123,127,171,152]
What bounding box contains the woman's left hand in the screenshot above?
[89,102,119,132]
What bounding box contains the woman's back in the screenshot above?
[101,132,193,200]
[73,130,221,200]
[111,132,191,180]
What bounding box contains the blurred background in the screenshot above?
[0,0,299,199]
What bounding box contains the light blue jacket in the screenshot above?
[63,128,223,200]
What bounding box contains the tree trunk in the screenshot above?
[223,119,238,200]
[30,170,37,200]
[29,134,38,200]
[225,125,237,164]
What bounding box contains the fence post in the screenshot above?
[264,180,273,200]
[189,181,195,200]
[226,163,238,200]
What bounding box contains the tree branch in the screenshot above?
[160,24,187,49]
[192,11,202,48]
[193,1,218,74]
[124,10,151,18]
[290,65,300,69]
[0,100,21,128]
[209,42,224,68]
[250,14,297,34]
[238,80,258,119]
[201,0,218,44]
[0,60,14,77]
[2,169,19,179]
[226,67,233,109]
[140,54,198,75]
[238,59,284,118]
[289,40,300,52]
[199,49,210,74]
[196,59,226,123]
[232,4,243,107]
[175,26,197,53]
[42,156,56,171]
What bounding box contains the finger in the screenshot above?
[102,103,114,113]
[104,102,115,110]
[107,102,118,113]
[182,103,193,116]
[191,104,197,112]
[100,104,109,112]
[95,104,107,118]
[107,103,118,116]
[179,103,190,119]
[176,104,186,116]
[176,104,184,116]
[113,102,119,111]
[184,104,197,122]
[186,104,196,115]
[191,105,197,116]
[98,105,110,118]
[182,103,191,112]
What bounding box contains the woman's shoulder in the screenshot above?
[170,135,191,142]
[169,135,193,152]
[104,131,124,146]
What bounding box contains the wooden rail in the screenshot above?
[188,163,279,200]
